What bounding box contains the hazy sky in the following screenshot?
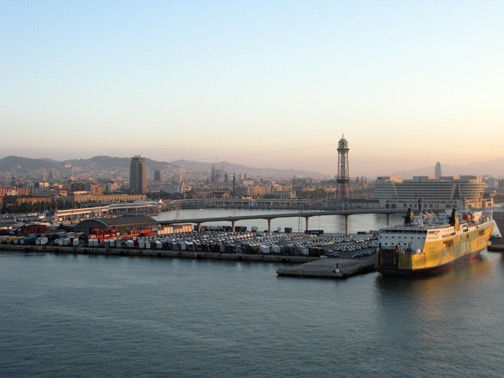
[2,1,503,177]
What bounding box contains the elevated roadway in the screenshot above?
[158,209,403,234]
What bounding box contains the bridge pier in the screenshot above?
[158,209,400,235]
[231,220,236,232]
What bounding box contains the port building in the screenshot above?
[73,215,192,241]
[74,215,158,234]
[374,175,492,210]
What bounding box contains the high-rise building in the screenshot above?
[154,170,161,182]
[210,165,226,184]
[434,162,442,180]
[337,135,350,200]
[130,155,147,194]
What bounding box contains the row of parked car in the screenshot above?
[2,228,379,259]
[94,231,378,258]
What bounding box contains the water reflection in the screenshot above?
[489,250,504,266]
[374,254,493,305]
[372,254,496,375]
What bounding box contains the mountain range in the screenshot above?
[0,155,503,179]
[0,156,327,179]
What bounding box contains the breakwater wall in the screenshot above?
[0,244,317,264]
[277,255,376,279]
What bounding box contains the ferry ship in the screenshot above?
[376,208,494,276]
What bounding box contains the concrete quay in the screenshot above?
[0,243,317,264]
[488,212,504,252]
[277,255,376,279]
[488,243,504,252]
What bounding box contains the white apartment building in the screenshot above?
[374,175,492,210]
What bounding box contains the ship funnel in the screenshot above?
[449,209,460,230]
[403,208,414,225]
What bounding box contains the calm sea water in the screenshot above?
[1,211,504,377]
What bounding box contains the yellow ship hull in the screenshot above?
[376,221,494,276]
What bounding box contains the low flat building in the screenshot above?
[74,215,158,235]
[374,175,492,210]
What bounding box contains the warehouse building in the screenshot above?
[75,215,159,241]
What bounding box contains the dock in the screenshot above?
[0,243,317,264]
[488,212,504,252]
[277,255,376,279]
[488,242,504,252]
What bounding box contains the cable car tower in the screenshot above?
[337,135,350,201]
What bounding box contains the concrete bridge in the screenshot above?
[163,198,380,211]
[158,209,403,234]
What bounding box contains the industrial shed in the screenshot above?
[74,215,159,234]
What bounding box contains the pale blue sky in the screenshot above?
[1,1,503,176]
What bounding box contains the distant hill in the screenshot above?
[61,156,182,176]
[171,160,326,179]
[0,156,60,171]
[63,156,130,170]
[2,155,501,179]
[0,155,325,179]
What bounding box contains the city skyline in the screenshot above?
[2,1,504,177]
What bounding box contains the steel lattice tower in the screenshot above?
[337,135,350,201]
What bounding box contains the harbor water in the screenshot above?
[1,210,504,377]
